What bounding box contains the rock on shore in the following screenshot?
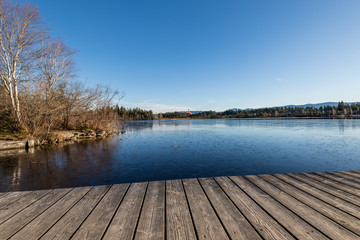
[0,140,35,151]
[0,130,118,151]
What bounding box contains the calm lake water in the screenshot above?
[1,119,360,191]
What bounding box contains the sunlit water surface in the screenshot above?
[1,119,360,191]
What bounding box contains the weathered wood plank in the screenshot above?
[329,171,360,184]
[245,175,358,240]
[303,173,360,197]
[261,174,360,235]
[0,191,31,209]
[10,186,92,240]
[0,189,51,224]
[316,172,360,189]
[339,171,360,178]
[0,188,71,239]
[0,170,359,240]
[275,174,360,219]
[349,170,360,176]
[0,192,9,199]
[215,176,294,240]
[183,178,229,240]
[40,185,110,240]
[289,173,360,205]
[71,184,129,240]
[134,181,165,240]
[230,176,327,240]
[165,179,196,240]
[199,177,262,240]
[102,182,148,240]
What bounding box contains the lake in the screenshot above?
[1,119,360,192]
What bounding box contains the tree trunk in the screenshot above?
[14,83,21,124]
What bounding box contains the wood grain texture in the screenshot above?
[230,176,328,240]
[316,172,360,189]
[339,171,360,178]
[40,185,110,240]
[165,179,196,240]
[0,192,10,199]
[134,181,165,240]
[71,184,129,240]
[0,189,51,224]
[275,174,360,219]
[102,182,148,240]
[245,175,358,240]
[1,170,360,240]
[302,173,360,197]
[215,176,295,240]
[0,188,71,239]
[182,178,229,240]
[0,191,30,209]
[10,186,92,240]
[199,177,262,240]
[288,173,360,206]
[329,171,360,184]
[260,174,360,235]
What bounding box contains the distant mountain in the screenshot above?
[282,102,360,109]
[230,102,360,111]
[176,102,360,114]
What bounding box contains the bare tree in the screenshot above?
[0,0,46,125]
[0,0,123,137]
[34,39,76,133]
[0,84,13,131]
[59,82,123,130]
[36,39,76,99]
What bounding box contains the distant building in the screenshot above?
[185,109,192,114]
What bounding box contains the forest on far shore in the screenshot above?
[161,101,360,119]
[113,101,360,120]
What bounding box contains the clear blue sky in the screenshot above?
[25,0,360,112]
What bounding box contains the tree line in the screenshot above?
[114,106,154,120]
[162,102,360,119]
[0,0,121,138]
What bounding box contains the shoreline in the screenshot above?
[157,116,360,120]
[0,129,121,151]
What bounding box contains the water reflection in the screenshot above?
[0,147,34,158]
[338,120,345,132]
[0,138,120,191]
[1,119,360,192]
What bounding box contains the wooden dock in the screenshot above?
[1,170,360,239]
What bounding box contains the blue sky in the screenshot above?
[25,0,360,113]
